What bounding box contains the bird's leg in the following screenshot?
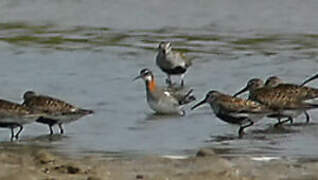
[304,111,310,123]
[274,116,283,127]
[180,74,185,87]
[178,110,186,116]
[166,75,172,86]
[274,116,292,127]
[10,127,14,141]
[238,119,254,138]
[288,116,293,124]
[15,125,23,139]
[58,123,64,134]
[49,125,54,135]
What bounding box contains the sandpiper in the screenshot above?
[265,76,318,101]
[156,41,191,86]
[0,99,43,140]
[264,76,307,124]
[192,90,272,137]
[22,91,94,135]
[234,78,318,125]
[265,76,318,123]
[134,68,195,115]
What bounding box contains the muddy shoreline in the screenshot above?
[0,145,317,180]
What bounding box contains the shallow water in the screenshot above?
[0,0,318,159]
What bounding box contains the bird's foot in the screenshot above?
[178,110,186,116]
[165,78,172,85]
[238,129,245,139]
[180,80,184,87]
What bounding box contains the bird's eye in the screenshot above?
[158,42,165,49]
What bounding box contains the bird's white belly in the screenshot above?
[147,98,180,114]
[247,114,266,123]
[304,98,318,104]
[43,113,86,124]
[0,115,38,125]
[212,104,266,124]
[230,112,266,124]
[281,109,302,118]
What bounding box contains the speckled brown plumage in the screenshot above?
[273,84,318,101]
[250,85,318,110]
[234,77,318,125]
[213,92,270,114]
[192,90,271,137]
[23,95,78,114]
[22,91,93,135]
[0,99,36,116]
[0,98,44,140]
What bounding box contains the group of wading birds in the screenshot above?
[135,41,318,138]
[2,41,318,141]
[0,91,93,141]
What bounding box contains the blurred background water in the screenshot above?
[0,0,318,159]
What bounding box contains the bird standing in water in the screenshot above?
[0,99,44,140]
[234,78,318,126]
[156,42,192,87]
[264,76,318,123]
[22,91,94,135]
[192,90,272,137]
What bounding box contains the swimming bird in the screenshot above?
[134,68,195,115]
[156,41,191,87]
[234,78,318,125]
[191,90,271,137]
[22,91,94,135]
[0,99,43,140]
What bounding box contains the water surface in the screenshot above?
[0,0,318,159]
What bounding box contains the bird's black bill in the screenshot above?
[80,109,94,114]
[301,74,318,86]
[191,99,207,110]
[133,75,141,81]
[233,86,248,97]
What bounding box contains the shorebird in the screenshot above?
[191,90,272,137]
[134,68,195,115]
[234,78,318,125]
[264,76,318,123]
[22,91,94,135]
[156,41,191,87]
[0,99,43,140]
[265,76,318,101]
[264,76,305,124]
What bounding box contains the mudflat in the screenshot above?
[0,146,317,180]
